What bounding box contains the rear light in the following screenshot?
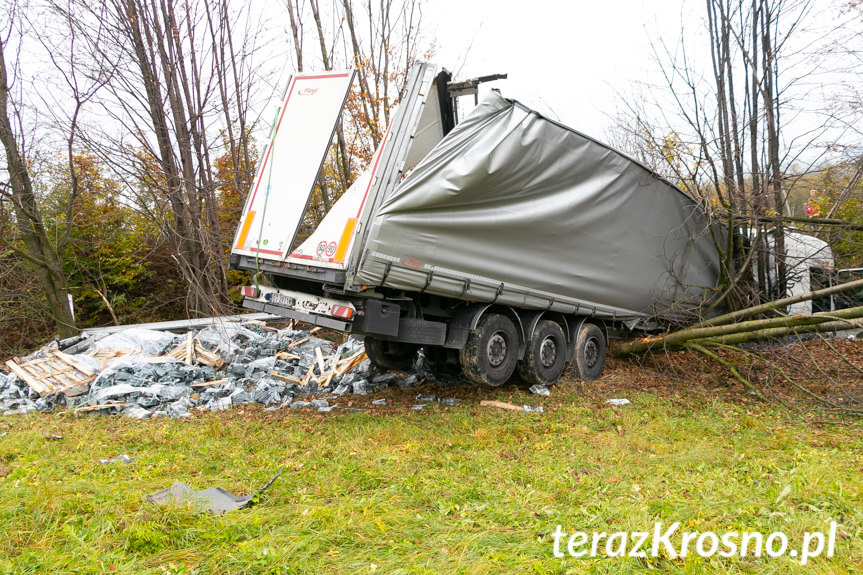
[240,286,260,298]
[331,305,354,319]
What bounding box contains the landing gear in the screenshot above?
[459,313,519,387]
[517,320,567,386]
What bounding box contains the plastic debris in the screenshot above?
[415,394,436,402]
[122,405,152,419]
[529,384,551,396]
[147,468,283,515]
[523,405,544,413]
[99,454,133,464]
[411,404,425,410]
[605,398,631,406]
[44,434,63,440]
[438,398,461,406]
[371,398,387,406]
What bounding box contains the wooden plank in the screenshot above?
[185,331,194,365]
[480,400,522,412]
[335,351,367,376]
[314,347,326,374]
[193,343,222,367]
[310,327,323,335]
[54,351,96,376]
[286,336,310,349]
[87,348,139,360]
[301,365,313,386]
[270,371,303,384]
[321,370,335,388]
[275,351,301,361]
[190,378,228,388]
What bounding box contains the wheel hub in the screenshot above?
[540,336,557,368]
[487,332,508,367]
[583,338,599,368]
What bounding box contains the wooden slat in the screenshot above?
[269,371,303,384]
[55,351,96,376]
[87,348,139,360]
[480,400,522,412]
[321,370,335,388]
[301,365,313,386]
[314,347,326,374]
[185,331,194,365]
[190,378,228,388]
[286,336,310,349]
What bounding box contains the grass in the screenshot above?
[0,374,860,574]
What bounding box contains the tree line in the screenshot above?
[0,0,426,355]
[1,0,861,357]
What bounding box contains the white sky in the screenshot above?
[425,0,700,139]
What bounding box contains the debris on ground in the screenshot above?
[99,454,133,464]
[529,384,551,396]
[605,398,631,406]
[147,468,283,514]
[0,320,464,418]
[480,400,522,412]
[479,400,544,413]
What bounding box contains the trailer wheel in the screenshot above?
[460,313,519,387]
[517,320,567,386]
[364,337,418,371]
[574,323,606,381]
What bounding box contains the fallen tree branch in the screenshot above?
[699,278,863,328]
[686,343,766,400]
[612,306,863,356]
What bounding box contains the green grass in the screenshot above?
[0,380,860,574]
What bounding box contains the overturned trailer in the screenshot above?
[230,62,722,386]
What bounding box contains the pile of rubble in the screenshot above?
[0,321,432,418]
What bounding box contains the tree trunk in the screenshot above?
[0,32,77,337]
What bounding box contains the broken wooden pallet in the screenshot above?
[5,351,96,397]
[166,332,223,368]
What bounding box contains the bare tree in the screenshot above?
[0,3,77,337]
[65,0,264,317]
[611,0,852,314]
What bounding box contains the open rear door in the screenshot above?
[286,62,446,271]
[232,70,355,261]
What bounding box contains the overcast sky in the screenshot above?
[425,0,699,139]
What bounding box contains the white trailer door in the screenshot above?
[232,70,355,260]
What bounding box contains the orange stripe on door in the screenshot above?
[333,218,357,263]
[234,211,256,250]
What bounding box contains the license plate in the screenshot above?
[267,292,296,307]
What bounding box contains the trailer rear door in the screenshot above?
[231,70,355,261]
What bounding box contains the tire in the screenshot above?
[459,313,520,387]
[517,320,567,386]
[574,322,606,381]
[363,336,418,371]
